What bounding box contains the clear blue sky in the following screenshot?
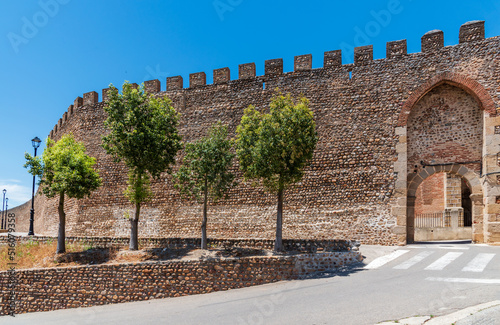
[1,0,500,207]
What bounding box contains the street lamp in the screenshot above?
[28,136,41,236]
[4,198,8,230]
[1,189,5,230]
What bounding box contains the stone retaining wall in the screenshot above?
[0,236,359,252]
[0,251,362,316]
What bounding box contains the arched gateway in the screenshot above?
[394,72,497,244]
[406,164,483,243]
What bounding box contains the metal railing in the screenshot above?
[415,209,468,228]
[415,212,447,228]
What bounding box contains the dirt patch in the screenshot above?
[1,241,280,271]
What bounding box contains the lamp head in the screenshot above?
[31,136,41,149]
[2,189,5,195]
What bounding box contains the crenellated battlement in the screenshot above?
[49,20,489,139]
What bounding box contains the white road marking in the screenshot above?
[406,245,469,250]
[393,251,433,269]
[424,252,463,271]
[435,246,469,250]
[426,277,500,284]
[364,250,410,269]
[462,253,495,272]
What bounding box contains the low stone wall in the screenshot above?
[0,236,359,252]
[0,251,362,316]
[415,227,472,241]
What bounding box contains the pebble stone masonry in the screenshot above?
[9,20,500,245]
[0,249,362,315]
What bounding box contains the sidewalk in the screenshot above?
[378,300,500,324]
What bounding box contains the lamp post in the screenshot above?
[1,189,5,230]
[4,198,8,230]
[28,136,41,236]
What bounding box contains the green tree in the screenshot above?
[173,122,235,249]
[102,82,182,250]
[236,92,318,252]
[24,134,102,254]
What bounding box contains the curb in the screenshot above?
[377,300,500,325]
[425,300,500,324]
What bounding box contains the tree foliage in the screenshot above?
[174,121,235,249]
[24,133,101,253]
[235,91,318,251]
[102,82,182,250]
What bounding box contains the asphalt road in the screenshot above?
[3,241,500,325]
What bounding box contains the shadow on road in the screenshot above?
[300,262,366,280]
[412,240,472,245]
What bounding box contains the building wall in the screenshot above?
[414,173,446,216]
[12,21,500,245]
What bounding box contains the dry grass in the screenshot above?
[0,241,272,271]
[0,241,96,271]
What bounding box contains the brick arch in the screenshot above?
[406,164,484,243]
[408,164,482,198]
[397,72,496,127]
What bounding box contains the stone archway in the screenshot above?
[391,72,496,245]
[397,71,496,127]
[406,164,484,243]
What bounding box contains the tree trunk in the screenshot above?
[57,192,66,254]
[201,178,208,249]
[129,202,140,250]
[275,188,284,252]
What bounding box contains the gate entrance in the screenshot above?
[402,78,486,244]
[394,72,500,244]
[406,164,483,243]
[413,172,472,241]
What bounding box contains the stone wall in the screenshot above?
[407,84,483,175]
[0,236,358,253]
[0,251,362,315]
[11,21,500,245]
[446,174,463,208]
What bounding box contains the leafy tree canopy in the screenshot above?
[236,91,318,193]
[102,82,183,204]
[25,133,102,199]
[174,121,235,204]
